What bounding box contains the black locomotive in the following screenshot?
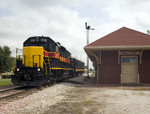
[12,36,84,86]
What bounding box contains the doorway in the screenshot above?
[121,56,138,84]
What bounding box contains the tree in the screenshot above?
[0,46,13,73]
[0,46,4,73]
[147,30,150,35]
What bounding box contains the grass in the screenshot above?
[84,100,96,106]
[0,78,13,86]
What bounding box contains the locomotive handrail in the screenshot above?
[44,57,51,76]
[12,58,16,71]
[12,55,25,71]
[23,55,26,66]
[43,59,47,76]
[47,57,51,76]
[19,55,25,66]
[32,55,41,67]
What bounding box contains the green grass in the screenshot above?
[84,100,96,106]
[0,78,13,86]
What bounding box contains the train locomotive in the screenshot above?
[12,36,84,86]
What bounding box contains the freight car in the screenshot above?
[11,36,84,86]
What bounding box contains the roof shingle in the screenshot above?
[87,27,150,47]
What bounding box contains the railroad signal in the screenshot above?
[85,22,95,78]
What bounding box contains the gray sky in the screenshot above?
[0,0,150,68]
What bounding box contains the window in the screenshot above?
[48,42,55,51]
[56,46,58,53]
[121,57,137,63]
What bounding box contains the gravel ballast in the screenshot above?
[0,83,76,114]
[1,75,150,114]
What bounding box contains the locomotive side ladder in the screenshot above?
[44,57,51,76]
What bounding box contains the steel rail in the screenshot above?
[0,90,28,100]
[0,86,23,93]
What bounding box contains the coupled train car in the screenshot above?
[12,36,84,86]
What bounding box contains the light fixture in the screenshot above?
[37,68,40,71]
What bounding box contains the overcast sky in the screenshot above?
[0,0,150,68]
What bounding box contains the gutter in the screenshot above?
[84,45,150,51]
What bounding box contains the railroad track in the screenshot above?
[0,89,27,100]
[0,76,83,107]
[0,86,24,101]
[0,86,23,93]
[0,81,56,102]
[0,86,38,107]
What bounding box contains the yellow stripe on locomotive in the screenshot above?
[23,46,43,68]
[75,69,85,72]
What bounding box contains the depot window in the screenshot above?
[121,57,137,63]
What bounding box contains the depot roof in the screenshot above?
[84,27,150,51]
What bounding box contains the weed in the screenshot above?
[0,78,13,86]
[84,100,96,106]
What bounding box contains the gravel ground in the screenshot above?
[1,75,150,114]
[96,88,150,114]
[43,86,150,114]
[0,83,76,114]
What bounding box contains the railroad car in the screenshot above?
[12,36,84,86]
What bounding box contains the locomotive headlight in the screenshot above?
[37,68,40,71]
[16,68,19,71]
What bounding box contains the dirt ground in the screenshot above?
[44,76,150,114]
[2,75,150,114]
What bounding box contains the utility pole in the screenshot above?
[85,22,95,78]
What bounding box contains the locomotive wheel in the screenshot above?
[47,80,52,86]
[43,83,48,87]
[47,82,51,86]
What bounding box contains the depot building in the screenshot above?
[84,27,150,84]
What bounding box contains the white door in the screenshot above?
[121,56,138,84]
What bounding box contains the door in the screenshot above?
[121,56,138,84]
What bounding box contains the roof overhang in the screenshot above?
[84,45,150,52]
[84,45,150,64]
